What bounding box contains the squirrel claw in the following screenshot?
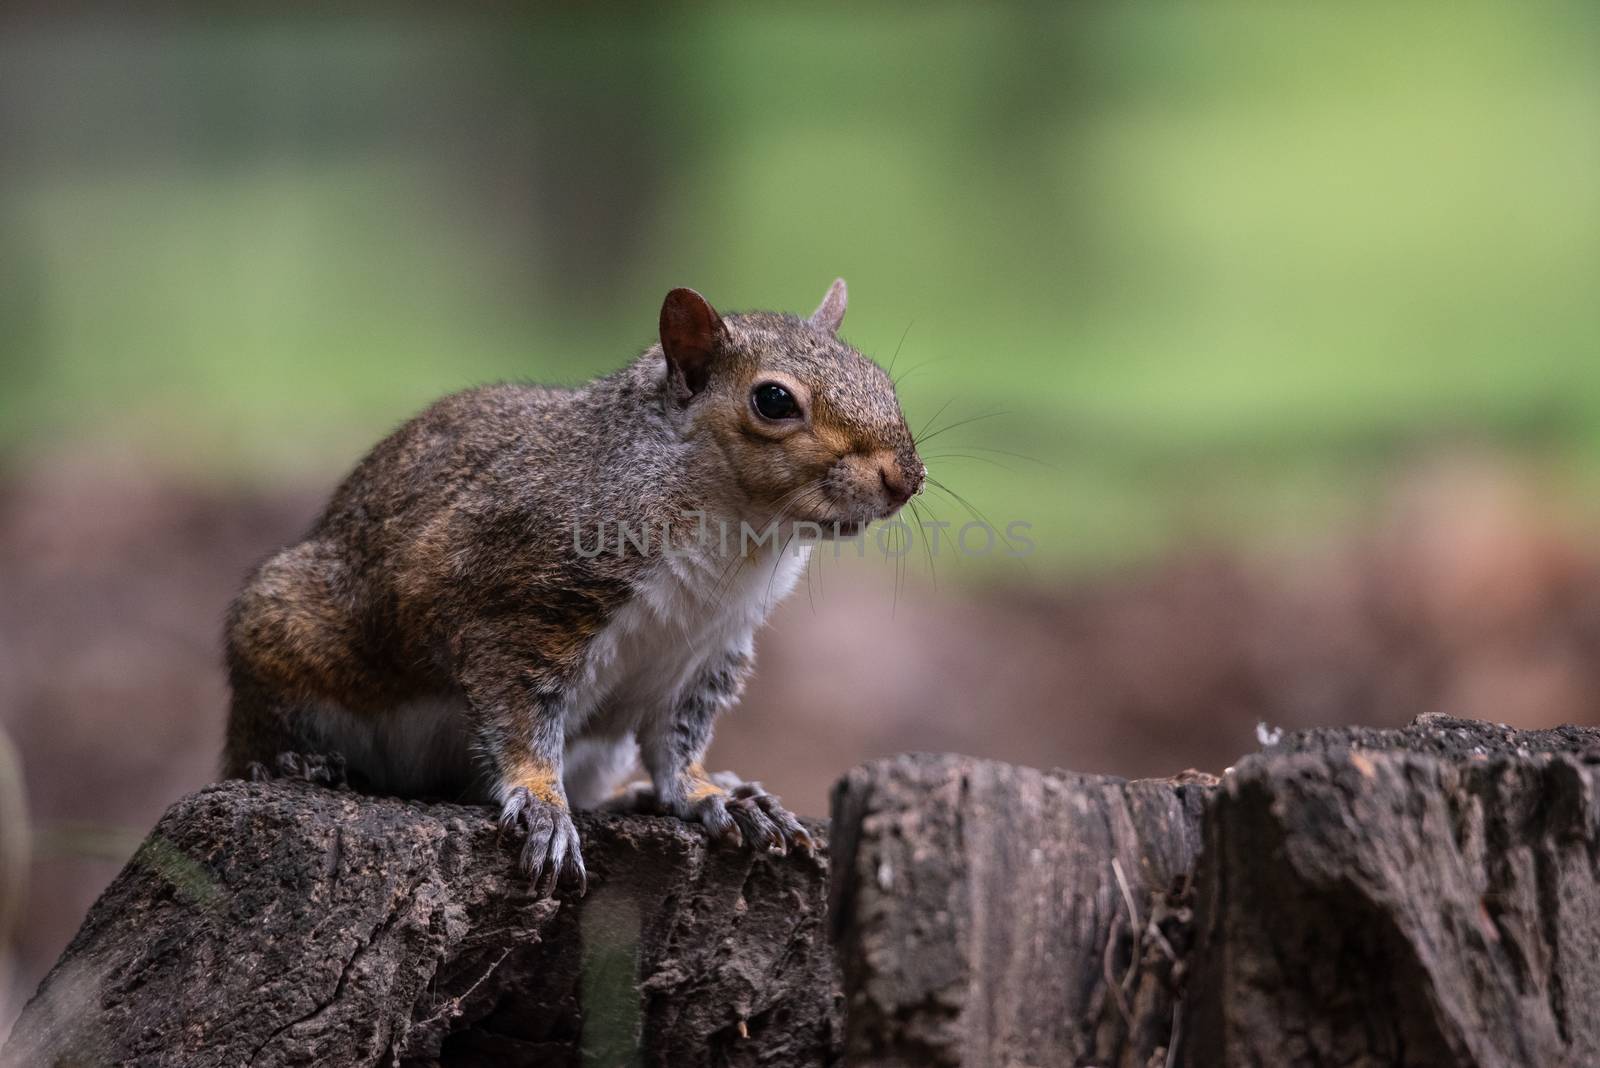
[605,775,810,856]
[729,795,784,854]
[499,787,586,898]
[730,781,810,854]
[686,779,808,856]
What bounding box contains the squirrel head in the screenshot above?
[658,280,924,532]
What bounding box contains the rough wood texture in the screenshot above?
[13,715,1600,1068]
[829,718,1600,1068]
[1184,714,1600,1068]
[829,753,1215,1068]
[2,780,838,1068]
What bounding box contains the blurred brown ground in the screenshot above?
[5,448,1600,1032]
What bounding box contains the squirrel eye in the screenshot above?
[752,382,801,421]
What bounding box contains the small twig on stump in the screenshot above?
[413,948,514,1029]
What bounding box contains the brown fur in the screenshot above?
[223,280,921,890]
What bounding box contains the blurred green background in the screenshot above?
[6,5,1596,572]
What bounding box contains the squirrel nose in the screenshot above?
[879,464,914,507]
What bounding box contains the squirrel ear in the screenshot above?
[659,287,728,398]
[809,278,847,334]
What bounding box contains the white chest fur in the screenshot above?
[569,541,811,737]
[307,536,811,805]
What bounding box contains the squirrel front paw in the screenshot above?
[681,777,813,856]
[602,772,812,854]
[498,786,586,897]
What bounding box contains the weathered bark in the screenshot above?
[1183,714,1600,1068]
[12,716,1600,1068]
[829,753,1215,1068]
[2,780,838,1068]
[828,718,1600,1068]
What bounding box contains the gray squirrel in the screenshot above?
[222,280,925,895]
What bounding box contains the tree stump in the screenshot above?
[829,753,1214,1068]
[2,781,838,1068]
[10,715,1600,1067]
[827,717,1600,1068]
[1184,714,1600,1067]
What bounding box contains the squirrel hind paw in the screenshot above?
[246,750,349,790]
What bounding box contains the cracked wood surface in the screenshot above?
[1185,715,1600,1067]
[829,718,1600,1068]
[829,754,1214,1068]
[2,780,838,1068]
[10,715,1600,1068]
